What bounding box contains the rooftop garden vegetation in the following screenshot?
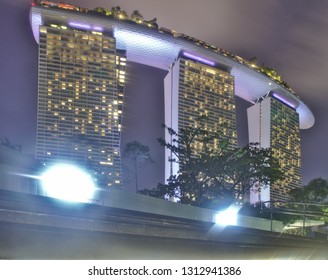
[34,1,297,97]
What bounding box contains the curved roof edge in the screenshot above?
[30,5,315,129]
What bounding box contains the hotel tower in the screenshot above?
[35,23,126,188]
[164,53,238,180]
[247,94,302,203]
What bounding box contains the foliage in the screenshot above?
[131,10,144,22]
[156,116,234,208]
[123,141,154,192]
[290,178,328,204]
[223,143,283,200]
[91,6,158,28]
[247,57,290,89]
[94,7,112,16]
[288,178,328,222]
[138,182,171,198]
[248,178,328,227]
[261,66,283,84]
[144,18,158,29]
[111,6,128,19]
[0,137,22,152]
[140,117,283,210]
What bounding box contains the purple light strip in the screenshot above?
[272,93,296,109]
[183,52,215,66]
[69,21,91,30]
[93,26,103,32]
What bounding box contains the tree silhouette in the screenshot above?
[141,118,283,210]
[123,141,154,192]
[131,10,144,22]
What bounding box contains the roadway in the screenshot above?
[0,189,327,259]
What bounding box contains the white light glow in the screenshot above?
[30,11,42,43]
[114,29,169,50]
[41,164,96,203]
[215,205,240,226]
[113,28,180,69]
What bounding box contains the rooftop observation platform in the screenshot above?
[30,4,315,129]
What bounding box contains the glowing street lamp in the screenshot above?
[40,163,96,203]
[215,205,240,226]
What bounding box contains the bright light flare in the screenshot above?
[41,164,96,203]
[215,205,240,226]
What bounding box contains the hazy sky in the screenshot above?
[1,0,327,190]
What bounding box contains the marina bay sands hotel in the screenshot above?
[30,2,315,203]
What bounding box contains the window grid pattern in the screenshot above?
[36,25,125,188]
[178,58,238,154]
[270,98,302,201]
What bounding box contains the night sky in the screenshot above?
[1,0,327,192]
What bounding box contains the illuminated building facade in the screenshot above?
[36,24,126,188]
[247,95,302,203]
[30,2,314,192]
[164,53,238,179]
